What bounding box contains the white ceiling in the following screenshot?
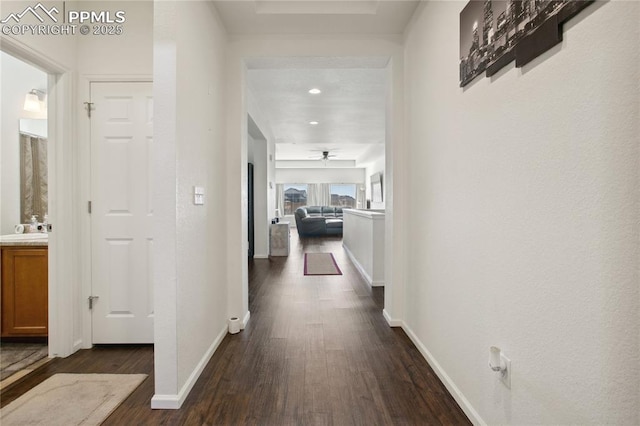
[248,63,387,161]
[219,1,420,163]
[213,0,420,35]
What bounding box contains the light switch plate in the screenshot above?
[194,186,204,205]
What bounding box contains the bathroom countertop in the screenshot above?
[0,234,49,247]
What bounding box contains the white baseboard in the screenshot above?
[382,309,403,327]
[253,254,269,259]
[241,310,250,330]
[401,322,485,426]
[150,394,181,410]
[151,324,227,409]
[343,244,384,287]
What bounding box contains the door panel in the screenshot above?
[90,82,153,344]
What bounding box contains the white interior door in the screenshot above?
[90,81,153,344]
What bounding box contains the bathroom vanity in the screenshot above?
[1,234,48,337]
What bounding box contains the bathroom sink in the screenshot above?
[0,233,48,242]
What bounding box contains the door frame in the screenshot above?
[79,75,153,347]
[230,49,407,327]
[0,35,74,357]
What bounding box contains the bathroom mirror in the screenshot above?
[19,119,48,224]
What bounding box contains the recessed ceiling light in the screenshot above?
[309,121,319,125]
[308,88,322,94]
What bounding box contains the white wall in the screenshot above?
[76,1,153,76]
[253,140,269,257]
[249,134,269,257]
[403,2,639,424]
[153,0,228,408]
[266,139,276,244]
[277,159,356,168]
[276,167,365,184]
[0,52,47,235]
[361,155,385,210]
[247,134,255,163]
[342,209,385,286]
[247,85,277,257]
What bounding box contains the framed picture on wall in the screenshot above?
[459,0,491,87]
[460,0,595,87]
[371,172,383,203]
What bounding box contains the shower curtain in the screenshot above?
[20,133,48,224]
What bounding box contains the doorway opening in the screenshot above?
[0,50,50,384]
[243,56,390,297]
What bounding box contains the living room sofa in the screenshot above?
[294,206,344,237]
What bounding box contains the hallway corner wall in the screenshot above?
[152,0,229,408]
[402,1,639,424]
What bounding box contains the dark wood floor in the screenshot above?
[1,233,470,425]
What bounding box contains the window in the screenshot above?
[283,184,307,215]
[330,184,356,208]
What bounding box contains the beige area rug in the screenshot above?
[0,373,147,426]
[304,252,342,275]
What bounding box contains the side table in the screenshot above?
[269,221,290,256]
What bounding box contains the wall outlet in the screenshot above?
[500,353,511,389]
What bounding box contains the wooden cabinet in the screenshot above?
[1,247,48,337]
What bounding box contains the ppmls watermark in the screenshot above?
[1,2,126,36]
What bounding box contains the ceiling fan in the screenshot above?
[308,150,338,161]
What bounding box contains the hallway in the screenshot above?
[1,234,469,425]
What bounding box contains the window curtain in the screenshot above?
[20,133,48,223]
[276,184,285,217]
[307,183,331,206]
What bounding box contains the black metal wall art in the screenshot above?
[460,0,594,87]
